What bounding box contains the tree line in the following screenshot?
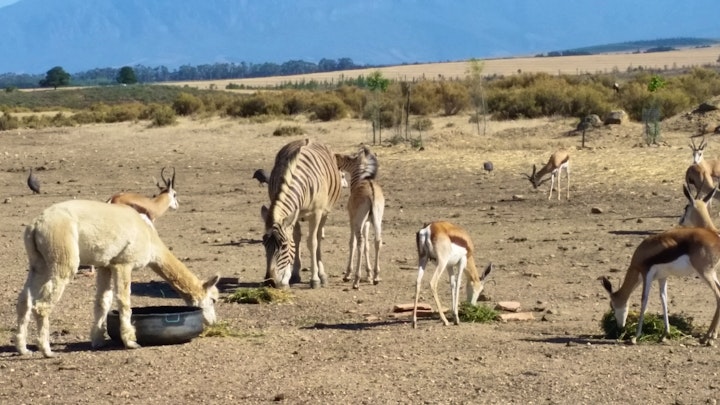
[0,57,370,89]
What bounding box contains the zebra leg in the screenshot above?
[290,223,302,285]
[308,213,328,288]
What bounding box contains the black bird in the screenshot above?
[27,168,40,194]
[483,161,494,173]
[252,169,269,186]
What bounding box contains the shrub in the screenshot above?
[334,85,366,117]
[601,310,696,342]
[146,104,176,126]
[172,92,203,116]
[0,112,19,131]
[309,93,347,121]
[457,302,499,323]
[437,81,469,116]
[273,125,304,136]
[281,91,311,115]
[226,94,283,118]
[408,81,440,115]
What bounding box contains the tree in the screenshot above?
[466,58,487,135]
[367,70,390,145]
[39,66,70,89]
[116,66,137,85]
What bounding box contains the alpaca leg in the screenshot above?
[112,264,140,349]
[91,267,113,349]
[430,260,450,326]
[412,257,427,329]
[34,271,71,358]
[15,281,34,355]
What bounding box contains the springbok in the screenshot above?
[600,182,720,345]
[107,167,178,224]
[413,221,494,328]
[525,150,570,200]
[261,139,342,289]
[15,199,220,358]
[335,146,385,289]
[688,138,720,195]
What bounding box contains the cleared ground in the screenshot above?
[2,106,720,403]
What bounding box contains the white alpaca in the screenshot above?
[15,199,220,358]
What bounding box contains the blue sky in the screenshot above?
[0,0,18,7]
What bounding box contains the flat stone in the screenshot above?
[495,301,521,312]
[393,303,432,312]
[498,312,535,322]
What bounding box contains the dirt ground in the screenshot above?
[2,109,720,404]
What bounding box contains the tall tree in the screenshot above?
[367,70,390,145]
[116,66,137,85]
[467,58,487,135]
[39,66,70,89]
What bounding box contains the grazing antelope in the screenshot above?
[525,150,570,200]
[15,200,220,358]
[413,221,494,328]
[335,146,385,289]
[600,183,720,345]
[106,167,178,224]
[261,139,342,289]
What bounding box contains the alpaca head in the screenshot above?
[187,275,221,325]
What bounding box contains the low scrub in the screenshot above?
[224,287,293,304]
[600,310,697,343]
[457,302,500,323]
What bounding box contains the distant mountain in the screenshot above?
[1,0,720,74]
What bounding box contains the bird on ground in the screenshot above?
[252,169,269,186]
[483,161,494,174]
[27,168,40,194]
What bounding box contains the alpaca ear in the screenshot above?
[204,274,221,289]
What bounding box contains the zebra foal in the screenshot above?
[261,139,342,289]
[335,146,385,289]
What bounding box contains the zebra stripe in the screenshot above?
[263,139,341,288]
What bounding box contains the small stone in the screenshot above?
[591,207,603,214]
[495,301,521,312]
[498,312,535,322]
[512,194,525,201]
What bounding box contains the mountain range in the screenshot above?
[1,0,720,74]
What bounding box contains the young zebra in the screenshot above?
[260,139,342,289]
[335,146,385,289]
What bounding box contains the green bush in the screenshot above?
[172,92,203,116]
[147,104,176,126]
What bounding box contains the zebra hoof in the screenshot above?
[310,279,321,289]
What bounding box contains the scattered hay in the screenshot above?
[201,321,264,339]
[224,287,293,304]
[600,310,697,342]
[457,302,500,323]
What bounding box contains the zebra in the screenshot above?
[335,146,385,289]
[260,139,342,289]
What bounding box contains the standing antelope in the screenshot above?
[688,138,720,194]
[15,200,220,358]
[260,139,342,289]
[107,167,178,225]
[525,150,570,200]
[335,146,385,289]
[413,221,494,328]
[600,183,720,345]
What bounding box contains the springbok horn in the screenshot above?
[170,167,176,187]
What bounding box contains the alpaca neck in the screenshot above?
[150,248,204,302]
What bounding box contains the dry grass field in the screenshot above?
[171,45,720,89]
[3,47,720,403]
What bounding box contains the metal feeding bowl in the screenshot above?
[106,306,204,346]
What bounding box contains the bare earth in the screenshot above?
[2,110,720,404]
